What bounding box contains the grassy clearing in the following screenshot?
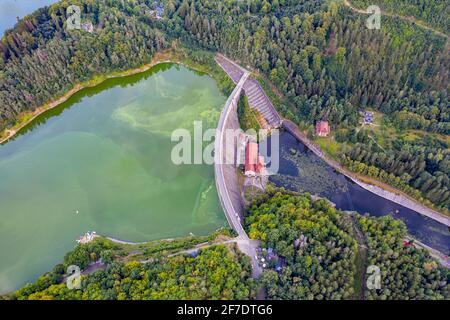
[238,94,261,131]
[314,136,344,159]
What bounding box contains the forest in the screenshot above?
[341,131,450,212]
[349,0,449,35]
[1,0,448,211]
[358,215,449,299]
[245,187,449,300]
[6,188,449,300]
[246,187,358,299]
[0,0,448,301]
[10,240,254,300]
[0,0,170,127]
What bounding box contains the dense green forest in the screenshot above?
[245,188,449,300]
[162,0,449,211]
[358,215,449,299]
[1,0,448,210]
[164,0,448,134]
[246,187,358,299]
[0,0,170,124]
[11,239,254,300]
[340,131,450,211]
[7,189,449,300]
[349,0,450,35]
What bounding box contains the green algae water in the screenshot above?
[0,63,227,293]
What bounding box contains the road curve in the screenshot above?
[215,55,450,268]
[214,71,249,236]
[214,56,262,277]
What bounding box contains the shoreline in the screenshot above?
[405,236,450,268]
[215,53,450,262]
[254,73,450,221]
[0,54,167,144]
[104,235,175,246]
[282,119,450,227]
[0,49,214,145]
[348,177,450,226]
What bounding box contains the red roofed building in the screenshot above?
[315,121,330,137]
[245,141,258,176]
[245,142,265,176]
[403,240,413,247]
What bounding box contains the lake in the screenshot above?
[0,63,227,293]
[270,132,450,255]
[0,0,58,35]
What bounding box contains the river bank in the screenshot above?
[81,229,237,263]
[0,56,229,294]
[0,51,170,144]
[282,119,450,226]
[404,236,450,268]
[348,177,450,226]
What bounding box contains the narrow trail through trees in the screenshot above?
[350,215,368,300]
[343,0,449,40]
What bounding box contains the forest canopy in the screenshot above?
[349,0,450,35]
[6,188,449,300]
[1,0,448,211]
[12,243,254,300]
[245,188,449,300]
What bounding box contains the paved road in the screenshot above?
[216,55,450,270]
[214,57,262,277]
[214,70,249,235]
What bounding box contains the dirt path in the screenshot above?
[343,0,449,40]
[166,239,238,258]
[350,215,368,300]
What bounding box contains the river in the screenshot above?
[0,63,226,293]
[269,131,450,255]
